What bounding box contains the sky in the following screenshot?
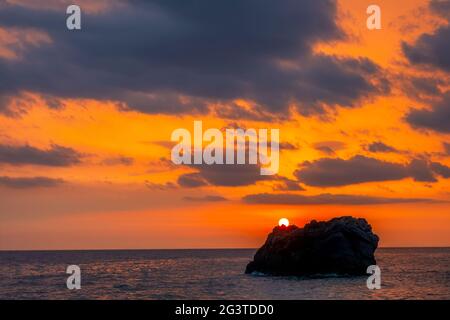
[0,0,449,250]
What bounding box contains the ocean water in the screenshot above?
[0,248,449,300]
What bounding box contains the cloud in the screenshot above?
[4,0,122,14]
[367,141,399,153]
[405,92,450,133]
[294,155,408,187]
[430,0,450,19]
[0,176,65,188]
[294,155,450,187]
[0,143,82,166]
[406,76,444,99]
[272,177,305,191]
[401,1,450,133]
[408,158,437,182]
[402,1,450,72]
[183,195,228,202]
[177,172,208,188]
[144,181,177,190]
[402,25,450,72]
[273,178,305,191]
[178,163,271,187]
[0,91,35,116]
[313,140,346,155]
[430,161,450,178]
[213,102,280,122]
[0,0,388,117]
[101,156,134,166]
[176,160,307,190]
[242,193,438,205]
[278,142,300,151]
[443,142,450,155]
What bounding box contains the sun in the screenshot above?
[278,218,289,227]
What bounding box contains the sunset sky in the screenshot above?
[0,0,449,250]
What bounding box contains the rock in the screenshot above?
[245,216,379,276]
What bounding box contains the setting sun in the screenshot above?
[279,218,289,227]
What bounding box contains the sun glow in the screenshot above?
[278,218,289,227]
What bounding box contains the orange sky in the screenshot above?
[0,0,449,249]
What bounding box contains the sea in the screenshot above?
[0,248,449,300]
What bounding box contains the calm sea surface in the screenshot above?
[0,248,449,299]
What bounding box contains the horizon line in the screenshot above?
[1,246,450,252]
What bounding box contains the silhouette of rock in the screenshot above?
[245,216,379,276]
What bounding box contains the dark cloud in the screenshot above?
[294,155,408,187]
[430,161,450,178]
[144,181,177,190]
[405,92,450,133]
[401,1,450,134]
[294,155,450,187]
[399,75,445,105]
[408,158,437,182]
[183,195,228,202]
[367,141,399,153]
[408,77,443,97]
[213,103,280,122]
[178,163,271,187]
[272,177,305,191]
[0,176,65,188]
[278,142,300,151]
[101,156,134,166]
[42,94,65,109]
[0,143,82,166]
[443,142,450,155]
[177,159,305,189]
[288,55,389,115]
[0,0,388,117]
[0,92,35,116]
[0,94,16,115]
[242,193,438,205]
[402,25,450,72]
[314,146,335,155]
[402,1,450,71]
[430,0,450,21]
[146,157,177,173]
[177,172,208,188]
[313,141,346,155]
